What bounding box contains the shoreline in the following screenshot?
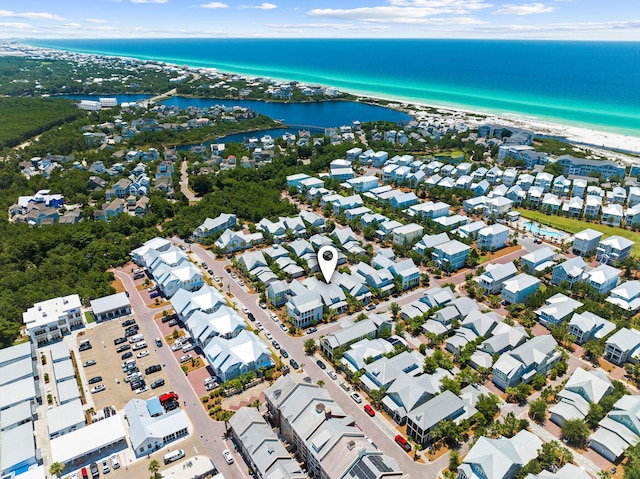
[21,41,640,157]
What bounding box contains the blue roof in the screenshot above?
[146,397,164,417]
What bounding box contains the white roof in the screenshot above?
[22,294,82,330]
[600,235,634,250]
[90,292,130,315]
[1,422,35,474]
[0,342,31,368]
[575,228,602,241]
[0,377,36,409]
[47,399,85,436]
[50,415,126,464]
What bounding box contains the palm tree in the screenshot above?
[49,462,64,478]
[149,459,161,479]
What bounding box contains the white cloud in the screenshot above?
[130,0,168,3]
[255,3,277,9]
[0,10,65,21]
[488,19,640,31]
[307,0,491,24]
[85,18,108,23]
[200,2,228,8]
[268,23,389,30]
[0,22,31,29]
[493,3,555,15]
[61,22,81,28]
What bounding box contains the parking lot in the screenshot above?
[77,316,173,411]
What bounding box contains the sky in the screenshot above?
[0,0,639,40]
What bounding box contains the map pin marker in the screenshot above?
[318,245,338,284]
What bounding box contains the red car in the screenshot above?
[364,404,375,417]
[81,467,89,479]
[395,434,412,452]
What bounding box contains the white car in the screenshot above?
[204,376,218,386]
[182,344,195,353]
[110,454,120,469]
[327,370,338,380]
[242,306,250,314]
[351,392,363,403]
[91,384,106,393]
[255,322,264,330]
[264,332,273,340]
[135,386,149,394]
[223,449,234,465]
[270,312,278,321]
[171,342,183,351]
[214,276,222,283]
[102,459,110,474]
[180,354,193,363]
[136,350,149,358]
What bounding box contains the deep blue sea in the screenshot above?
[31,39,640,137]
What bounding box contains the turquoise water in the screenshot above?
[524,221,564,238]
[29,39,640,137]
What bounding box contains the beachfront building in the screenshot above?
[572,229,603,256]
[596,236,634,265]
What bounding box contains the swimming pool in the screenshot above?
[523,221,565,239]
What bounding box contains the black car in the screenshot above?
[79,341,92,351]
[289,358,300,370]
[162,314,174,323]
[151,378,165,389]
[225,267,231,273]
[116,344,131,353]
[280,348,289,358]
[145,364,162,375]
[121,351,133,360]
[122,319,136,327]
[124,328,138,338]
[130,380,144,390]
[247,313,256,321]
[316,359,327,370]
[114,337,127,345]
[208,269,214,275]
[201,262,208,269]
[165,400,180,411]
[88,376,102,384]
[90,462,99,478]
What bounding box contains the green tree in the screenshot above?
[585,402,605,429]
[304,338,317,354]
[369,388,386,408]
[389,302,401,318]
[49,462,64,478]
[449,449,461,472]
[506,383,531,404]
[475,393,500,425]
[149,459,161,479]
[529,398,548,423]
[561,418,590,446]
[538,440,574,470]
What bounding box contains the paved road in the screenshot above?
[113,269,246,479]
[180,159,201,202]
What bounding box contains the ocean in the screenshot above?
[29,39,640,137]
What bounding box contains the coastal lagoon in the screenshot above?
[32,39,640,137]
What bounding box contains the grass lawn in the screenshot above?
[84,311,95,324]
[516,208,640,256]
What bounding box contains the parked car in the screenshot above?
[255,322,264,330]
[114,337,127,345]
[366,303,376,311]
[307,327,318,334]
[79,341,92,351]
[136,350,149,358]
[247,313,256,321]
[238,280,245,287]
[208,269,214,275]
[81,467,89,479]
[168,319,178,327]
[171,341,184,351]
[264,332,273,340]
[88,376,102,385]
[316,359,327,370]
[110,454,120,470]
[83,360,96,367]
[155,337,163,347]
[223,450,234,465]
[269,312,278,321]
[122,318,136,327]
[164,400,180,411]
[327,370,337,380]
[121,351,133,360]
[206,381,219,391]
[351,392,363,403]
[180,354,192,363]
[145,364,162,374]
[259,301,267,309]
[116,344,131,353]
[91,384,105,394]
[151,378,165,389]
[150,291,160,298]
[289,358,300,370]
[280,348,289,358]
[90,462,99,478]
[101,459,110,474]
[182,344,195,353]
[135,385,149,394]
[364,404,376,416]
[271,339,280,349]
[340,382,351,392]
[395,434,412,452]
[242,306,250,314]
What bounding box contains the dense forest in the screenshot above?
[0,97,82,150]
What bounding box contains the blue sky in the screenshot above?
[0,0,638,40]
